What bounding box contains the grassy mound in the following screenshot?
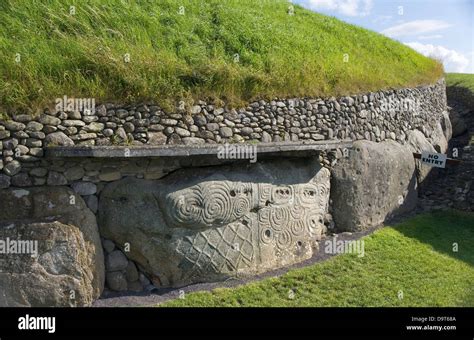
[446,73,474,92]
[161,210,474,307]
[0,0,443,113]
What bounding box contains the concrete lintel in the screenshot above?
[45,140,354,158]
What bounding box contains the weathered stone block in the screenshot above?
[331,140,417,232]
[0,187,104,306]
[99,159,330,287]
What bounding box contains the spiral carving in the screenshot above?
[258,208,270,225]
[276,230,292,250]
[201,183,233,225]
[290,219,306,237]
[269,207,290,232]
[168,190,204,226]
[258,184,272,207]
[290,204,305,220]
[306,211,324,239]
[233,195,251,220]
[318,184,329,207]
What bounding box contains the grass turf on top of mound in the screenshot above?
[0,0,442,114]
[160,210,474,307]
[446,73,474,92]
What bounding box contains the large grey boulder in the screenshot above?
[406,130,436,184]
[429,121,448,153]
[331,140,417,232]
[99,159,330,287]
[0,187,104,306]
[440,111,452,142]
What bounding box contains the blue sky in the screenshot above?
[292,0,474,73]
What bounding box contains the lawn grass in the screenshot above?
[160,210,474,307]
[0,0,442,114]
[446,73,474,92]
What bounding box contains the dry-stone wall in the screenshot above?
[0,78,450,304]
[0,78,446,190]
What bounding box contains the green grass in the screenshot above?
[0,0,443,114]
[446,73,474,92]
[161,210,474,307]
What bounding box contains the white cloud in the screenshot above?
[297,0,373,17]
[381,20,452,38]
[418,34,443,40]
[405,42,472,73]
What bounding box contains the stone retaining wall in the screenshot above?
[0,79,447,190]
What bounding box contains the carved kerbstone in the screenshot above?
[99,158,330,287]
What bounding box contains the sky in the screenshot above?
[292,0,474,73]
